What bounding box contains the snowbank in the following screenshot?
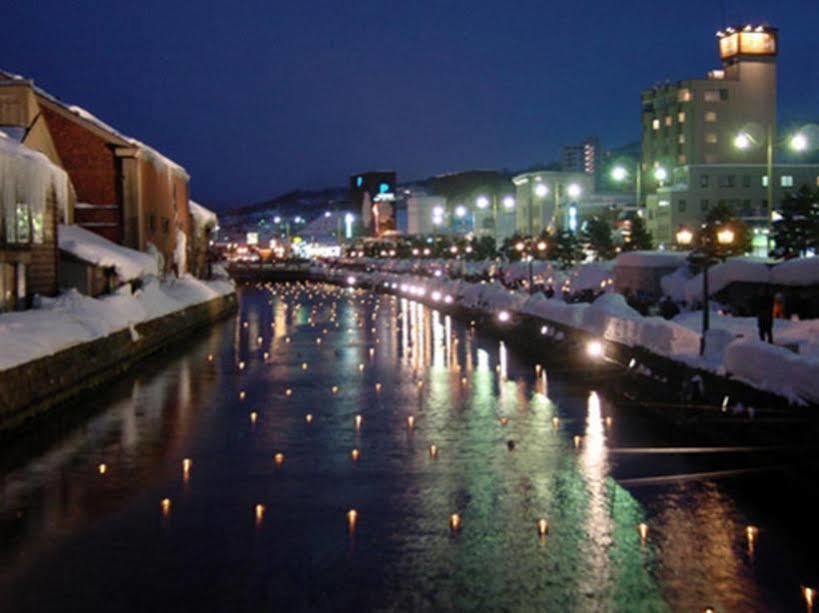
[0,274,234,371]
[725,339,819,404]
[58,224,158,281]
[683,257,771,302]
[771,257,819,286]
[616,251,690,268]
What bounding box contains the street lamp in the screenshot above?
[676,225,733,355]
[611,163,643,209]
[476,196,490,209]
[502,196,515,210]
[734,127,811,250]
[653,166,668,184]
[534,183,548,198]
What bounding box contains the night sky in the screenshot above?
[3,0,818,208]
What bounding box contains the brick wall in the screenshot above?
[40,106,122,243]
[27,188,59,297]
[139,158,190,272]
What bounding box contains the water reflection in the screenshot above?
[0,284,813,612]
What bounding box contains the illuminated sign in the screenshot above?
[246,232,259,245]
[719,31,776,59]
[356,176,363,187]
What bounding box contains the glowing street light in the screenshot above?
[534,183,548,198]
[734,132,753,150]
[675,227,693,246]
[566,183,581,199]
[455,205,467,218]
[653,166,668,183]
[586,340,604,359]
[717,227,735,245]
[502,196,515,210]
[476,195,490,209]
[790,132,809,152]
[610,166,628,182]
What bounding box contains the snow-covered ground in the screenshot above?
[319,261,819,405]
[0,273,234,372]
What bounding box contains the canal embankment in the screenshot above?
[236,262,818,412]
[0,275,237,433]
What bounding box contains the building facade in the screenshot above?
[646,163,819,252]
[562,137,600,183]
[0,131,67,310]
[512,171,595,235]
[349,171,397,237]
[0,70,192,274]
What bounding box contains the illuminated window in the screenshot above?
[781,175,794,187]
[705,111,718,122]
[677,89,691,102]
[678,111,686,123]
[703,90,720,102]
[678,134,686,144]
[762,176,769,187]
[652,119,660,130]
[664,115,672,127]
[705,132,718,144]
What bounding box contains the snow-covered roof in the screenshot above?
[58,224,158,280]
[189,200,218,230]
[615,250,690,268]
[771,257,819,286]
[0,129,70,225]
[0,69,188,179]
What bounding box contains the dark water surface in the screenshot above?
[0,283,816,612]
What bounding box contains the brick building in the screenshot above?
[0,70,191,274]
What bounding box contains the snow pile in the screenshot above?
[771,257,819,286]
[58,224,158,281]
[725,339,819,404]
[660,265,694,301]
[683,257,772,302]
[564,261,615,292]
[0,130,70,228]
[616,251,690,268]
[0,274,234,371]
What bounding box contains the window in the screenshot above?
[31,211,44,244]
[705,111,718,122]
[700,175,709,187]
[678,111,686,123]
[703,90,720,102]
[678,200,687,212]
[5,202,32,244]
[701,199,710,212]
[720,89,729,101]
[664,115,672,127]
[652,119,660,130]
[705,132,718,144]
[678,134,686,144]
[658,199,670,207]
[742,175,751,188]
[762,176,769,187]
[677,89,691,102]
[149,214,157,233]
[718,175,735,187]
[781,175,794,187]
[16,263,26,303]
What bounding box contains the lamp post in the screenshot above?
[676,225,734,355]
[611,163,644,208]
[734,128,810,251]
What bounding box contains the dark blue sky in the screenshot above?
[3,1,818,208]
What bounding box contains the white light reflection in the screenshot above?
[578,390,612,598]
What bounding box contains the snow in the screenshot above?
[615,251,690,268]
[189,200,218,230]
[0,130,70,230]
[58,224,158,281]
[173,228,187,274]
[683,257,771,302]
[660,265,693,301]
[770,257,819,286]
[318,258,819,404]
[725,339,819,404]
[0,274,234,372]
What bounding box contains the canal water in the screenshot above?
[0,283,816,612]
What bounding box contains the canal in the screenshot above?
[0,283,816,612]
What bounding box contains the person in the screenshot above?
[659,295,680,320]
[773,292,786,319]
[755,287,774,343]
[544,284,555,299]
